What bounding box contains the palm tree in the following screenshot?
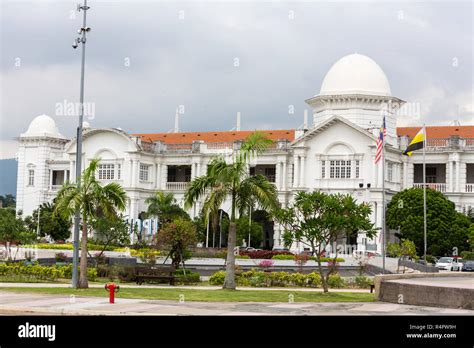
[145,191,189,223]
[55,158,127,288]
[184,132,279,289]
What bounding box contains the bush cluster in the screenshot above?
[239,250,292,259]
[27,243,118,252]
[460,251,474,260]
[354,275,373,289]
[174,269,200,284]
[0,263,97,282]
[270,254,345,262]
[209,269,345,288]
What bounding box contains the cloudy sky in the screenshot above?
[0,0,473,153]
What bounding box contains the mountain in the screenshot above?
[0,158,17,196]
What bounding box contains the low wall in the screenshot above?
[375,273,474,310]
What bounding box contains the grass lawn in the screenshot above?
[0,287,375,303]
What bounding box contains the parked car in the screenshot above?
[272,247,290,252]
[435,257,463,271]
[461,260,474,272]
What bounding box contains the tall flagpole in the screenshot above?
[423,125,427,264]
[382,124,386,274]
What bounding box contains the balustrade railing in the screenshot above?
[413,183,447,192]
[166,182,190,190]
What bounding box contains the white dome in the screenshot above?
[22,114,64,138]
[319,54,391,97]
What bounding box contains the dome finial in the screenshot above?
[319,53,391,97]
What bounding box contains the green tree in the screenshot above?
[386,188,471,256]
[221,215,263,248]
[0,194,16,208]
[145,191,190,223]
[90,213,130,258]
[276,191,375,292]
[184,132,279,289]
[155,218,197,268]
[0,208,36,261]
[55,159,128,288]
[28,202,72,242]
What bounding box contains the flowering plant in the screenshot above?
[258,259,274,269]
[55,252,67,262]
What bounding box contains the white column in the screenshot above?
[156,163,161,189]
[299,156,305,187]
[448,161,454,192]
[128,159,133,187]
[49,170,53,190]
[131,159,139,187]
[161,165,168,190]
[69,161,75,182]
[455,160,461,192]
[293,155,299,187]
[372,156,378,188]
[403,161,408,189]
[197,162,201,177]
[282,161,287,190]
[275,162,281,190]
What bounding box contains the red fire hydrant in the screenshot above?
[105,283,120,304]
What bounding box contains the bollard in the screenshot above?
[104,283,120,304]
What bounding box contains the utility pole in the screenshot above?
[71,0,91,288]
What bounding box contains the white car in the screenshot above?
[435,257,463,271]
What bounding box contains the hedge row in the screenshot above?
[0,263,97,282]
[239,250,293,259]
[25,243,118,252]
[271,254,345,262]
[209,269,345,288]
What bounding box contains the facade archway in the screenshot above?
[252,210,274,250]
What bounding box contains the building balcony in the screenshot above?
[166,182,190,191]
[413,183,447,192]
[466,184,474,193]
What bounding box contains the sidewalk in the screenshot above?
[0,290,472,316]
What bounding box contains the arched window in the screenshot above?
[320,143,362,180]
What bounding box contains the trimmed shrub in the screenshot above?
[209,270,226,285]
[327,273,345,288]
[240,250,293,259]
[306,272,322,288]
[0,263,97,282]
[354,275,373,288]
[289,272,307,287]
[269,271,291,287]
[174,269,200,284]
[271,254,294,260]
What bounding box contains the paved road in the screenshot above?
[0,290,472,316]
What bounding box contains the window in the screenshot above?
[28,169,35,186]
[387,162,393,182]
[329,160,351,179]
[139,164,150,182]
[117,164,121,180]
[355,160,360,179]
[426,167,437,183]
[264,167,276,182]
[98,164,115,180]
[321,160,326,179]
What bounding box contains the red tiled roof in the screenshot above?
[133,130,295,144]
[397,126,474,139]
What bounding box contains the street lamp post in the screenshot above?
[71,0,91,288]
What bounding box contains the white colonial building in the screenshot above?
[15,54,474,252]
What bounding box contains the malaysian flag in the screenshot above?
[374,116,386,164]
